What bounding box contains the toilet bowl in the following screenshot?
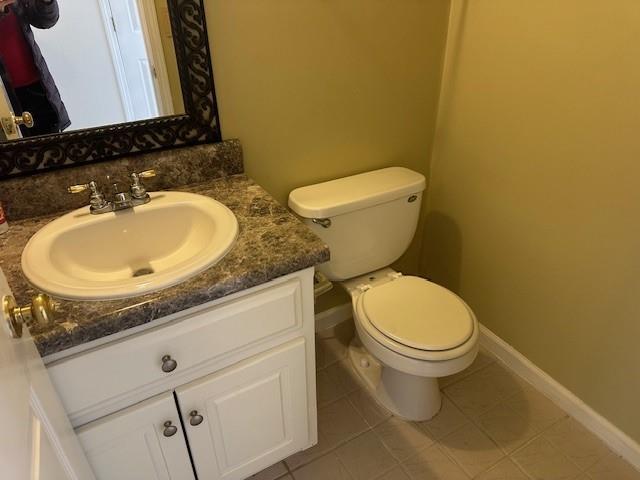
[343,268,478,420]
[288,167,479,421]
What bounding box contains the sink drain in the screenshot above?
[132,267,154,277]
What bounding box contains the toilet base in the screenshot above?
[348,339,442,421]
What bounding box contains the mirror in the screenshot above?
[0,0,184,139]
[0,0,219,178]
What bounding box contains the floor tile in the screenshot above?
[475,457,528,479]
[285,430,333,470]
[316,362,356,407]
[347,388,392,427]
[506,384,567,433]
[440,348,496,387]
[315,323,353,368]
[477,401,540,453]
[334,358,362,393]
[248,461,288,480]
[316,368,346,408]
[543,417,610,471]
[444,363,525,418]
[292,452,352,480]
[286,397,367,470]
[402,444,469,480]
[419,396,469,440]
[439,422,504,477]
[376,466,411,480]
[315,339,328,371]
[512,436,581,479]
[305,326,639,480]
[374,417,436,461]
[317,397,369,449]
[585,451,640,480]
[335,431,398,480]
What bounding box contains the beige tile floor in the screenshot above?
[249,322,640,480]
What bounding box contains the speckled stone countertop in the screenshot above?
[0,173,329,358]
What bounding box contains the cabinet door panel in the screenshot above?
[177,338,309,480]
[77,392,194,480]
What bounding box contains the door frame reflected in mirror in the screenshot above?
[0,0,220,179]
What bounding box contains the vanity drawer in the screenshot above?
[48,278,304,422]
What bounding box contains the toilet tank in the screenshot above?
[288,167,426,281]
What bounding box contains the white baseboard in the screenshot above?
[480,324,640,471]
[314,303,352,332]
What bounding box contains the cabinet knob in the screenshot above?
[161,355,178,373]
[189,410,204,426]
[163,421,178,437]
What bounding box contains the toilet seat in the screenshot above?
[354,275,477,362]
[361,276,474,351]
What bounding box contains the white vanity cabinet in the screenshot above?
[177,338,309,479]
[76,393,193,480]
[46,268,317,480]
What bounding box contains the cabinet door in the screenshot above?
[177,338,309,480]
[76,392,194,480]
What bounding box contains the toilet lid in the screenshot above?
[361,276,474,351]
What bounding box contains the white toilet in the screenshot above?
[289,167,479,421]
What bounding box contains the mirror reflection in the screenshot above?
[0,0,183,141]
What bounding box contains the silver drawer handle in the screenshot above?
[161,355,178,373]
[163,421,178,437]
[189,410,204,426]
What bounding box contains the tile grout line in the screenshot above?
[448,359,612,478]
[436,428,504,479]
[437,366,535,478]
[293,427,374,472]
[439,355,497,389]
[440,368,576,479]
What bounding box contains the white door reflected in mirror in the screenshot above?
[0,0,182,140]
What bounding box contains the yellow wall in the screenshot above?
[205,0,451,280]
[425,0,640,442]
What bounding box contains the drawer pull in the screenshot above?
[161,355,178,373]
[189,410,204,426]
[163,421,178,437]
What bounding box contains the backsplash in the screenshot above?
[0,139,243,221]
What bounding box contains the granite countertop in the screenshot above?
[0,175,329,358]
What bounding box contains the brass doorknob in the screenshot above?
[1,111,35,136]
[14,111,34,128]
[2,293,55,339]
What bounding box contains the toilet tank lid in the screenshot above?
[288,167,426,218]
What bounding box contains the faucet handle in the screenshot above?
[137,169,156,179]
[68,181,100,195]
[130,169,157,200]
[68,183,90,194]
[67,181,109,212]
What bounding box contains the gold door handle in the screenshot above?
[14,112,34,128]
[0,111,34,137]
[2,294,55,339]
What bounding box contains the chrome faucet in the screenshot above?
[68,169,157,214]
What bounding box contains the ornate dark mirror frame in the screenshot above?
[0,0,220,179]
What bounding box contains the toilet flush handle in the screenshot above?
[312,218,332,228]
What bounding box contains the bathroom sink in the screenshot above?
[21,191,238,300]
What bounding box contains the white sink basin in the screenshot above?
[21,191,238,300]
